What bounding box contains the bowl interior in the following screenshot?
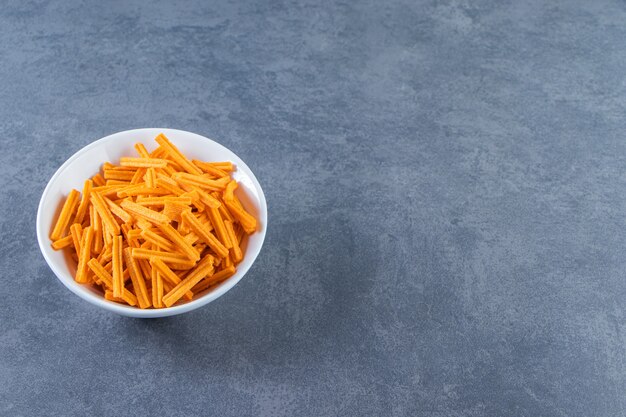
[37,128,267,317]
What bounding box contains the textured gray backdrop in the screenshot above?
[1,0,625,416]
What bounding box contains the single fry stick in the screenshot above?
[155,133,203,174]
[120,199,169,224]
[50,189,80,240]
[92,173,106,186]
[91,205,104,253]
[70,223,83,257]
[135,196,193,207]
[156,270,164,307]
[137,258,152,287]
[117,186,170,198]
[207,206,232,249]
[225,200,257,233]
[104,291,126,304]
[103,170,136,181]
[123,247,151,308]
[222,253,233,268]
[155,178,186,196]
[192,160,228,177]
[200,161,233,172]
[75,226,94,283]
[135,143,150,158]
[224,220,243,262]
[74,180,93,225]
[223,180,238,202]
[149,258,194,299]
[192,266,236,293]
[172,172,226,191]
[51,235,73,250]
[106,180,131,186]
[141,229,177,252]
[144,167,156,188]
[217,200,234,222]
[150,145,165,158]
[131,248,193,264]
[104,162,135,171]
[182,210,228,258]
[102,227,112,248]
[162,254,214,307]
[112,235,124,297]
[151,265,159,307]
[166,261,197,270]
[156,222,200,261]
[90,192,121,236]
[88,259,137,306]
[91,185,126,198]
[120,157,168,168]
[104,196,132,223]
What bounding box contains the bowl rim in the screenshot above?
[36,128,267,318]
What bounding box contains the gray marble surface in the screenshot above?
[1,0,625,415]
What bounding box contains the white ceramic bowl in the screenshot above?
[36,128,267,318]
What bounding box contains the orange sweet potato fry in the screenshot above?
[144,167,156,188]
[74,180,93,225]
[51,235,73,250]
[207,206,232,249]
[222,180,238,202]
[155,178,186,196]
[172,172,226,191]
[123,247,151,308]
[117,186,170,198]
[155,133,202,175]
[104,196,132,223]
[217,200,234,222]
[131,248,193,264]
[192,266,236,294]
[162,254,214,307]
[50,189,80,240]
[75,226,94,283]
[120,157,168,168]
[70,223,83,257]
[192,160,229,177]
[103,170,136,181]
[224,220,243,262]
[91,173,106,186]
[135,196,193,207]
[224,199,257,234]
[135,143,150,158]
[120,199,169,224]
[90,192,121,236]
[112,235,124,297]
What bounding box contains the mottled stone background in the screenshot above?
[1,0,625,416]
